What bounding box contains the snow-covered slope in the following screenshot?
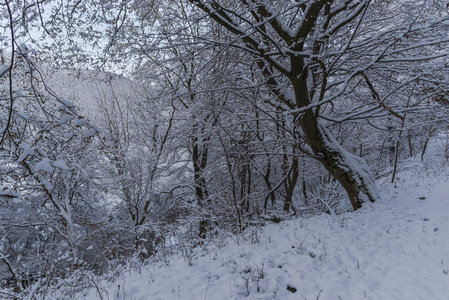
[44,68,137,120]
[52,147,449,300]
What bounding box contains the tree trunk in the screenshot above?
[263,161,275,210]
[191,125,211,239]
[283,156,299,212]
[192,136,209,206]
[294,81,378,211]
[304,117,378,210]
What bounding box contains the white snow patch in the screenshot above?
[74,118,87,126]
[18,43,28,53]
[0,64,9,77]
[53,160,71,170]
[83,128,97,138]
[17,143,36,162]
[59,98,75,108]
[60,114,75,124]
[34,158,54,173]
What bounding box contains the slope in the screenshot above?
[54,142,449,300]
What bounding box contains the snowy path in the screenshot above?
[81,172,449,300]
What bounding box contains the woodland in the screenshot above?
[0,0,449,298]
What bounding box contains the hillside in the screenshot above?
[46,144,449,300]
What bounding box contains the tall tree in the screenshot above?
[179,0,449,210]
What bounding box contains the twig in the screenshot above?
[362,71,404,120]
[203,272,210,300]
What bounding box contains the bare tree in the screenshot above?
[176,0,449,210]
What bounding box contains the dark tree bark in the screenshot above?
[262,161,276,210]
[293,78,377,210]
[283,156,299,212]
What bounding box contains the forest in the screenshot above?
[1,0,449,298]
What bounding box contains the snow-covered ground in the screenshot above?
[70,155,449,300]
[17,145,439,300]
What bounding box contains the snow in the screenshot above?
[34,158,54,173]
[0,64,9,77]
[0,187,22,199]
[73,156,449,300]
[53,160,71,170]
[60,98,75,108]
[319,120,380,204]
[60,114,75,124]
[18,43,28,54]
[41,179,53,191]
[46,68,136,120]
[74,118,87,126]
[83,128,97,138]
[17,143,36,163]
